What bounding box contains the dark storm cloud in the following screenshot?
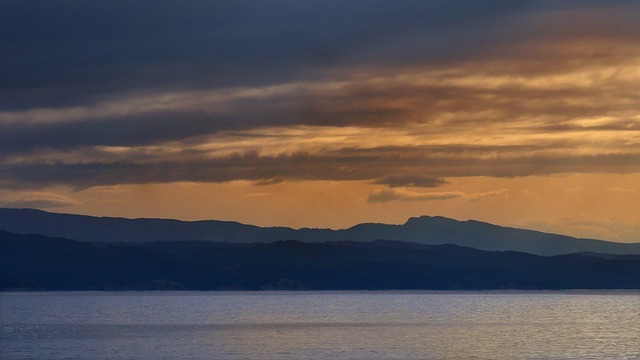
[0,0,540,110]
[2,0,638,113]
[5,0,638,106]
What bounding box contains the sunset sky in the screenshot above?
[1,1,639,242]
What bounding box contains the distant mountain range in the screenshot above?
[2,230,639,290]
[1,208,639,256]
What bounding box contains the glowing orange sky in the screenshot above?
[1,1,639,242]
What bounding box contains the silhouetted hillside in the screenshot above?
[1,208,639,256]
[1,230,638,290]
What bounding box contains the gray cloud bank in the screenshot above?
[2,148,638,190]
[3,0,638,110]
[1,0,532,109]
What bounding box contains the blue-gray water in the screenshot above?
[1,291,639,359]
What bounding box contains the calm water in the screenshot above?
[1,291,638,359]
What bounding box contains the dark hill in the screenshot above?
[1,230,638,291]
[0,208,639,256]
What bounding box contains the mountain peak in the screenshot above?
[403,215,459,226]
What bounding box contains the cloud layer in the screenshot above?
[1,0,639,244]
[0,191,79,209]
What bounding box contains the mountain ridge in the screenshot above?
[1,230,639,291]
[0,207,638,256]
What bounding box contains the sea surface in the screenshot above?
[1,291,638,359]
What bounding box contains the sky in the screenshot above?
[1,1,639,242]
